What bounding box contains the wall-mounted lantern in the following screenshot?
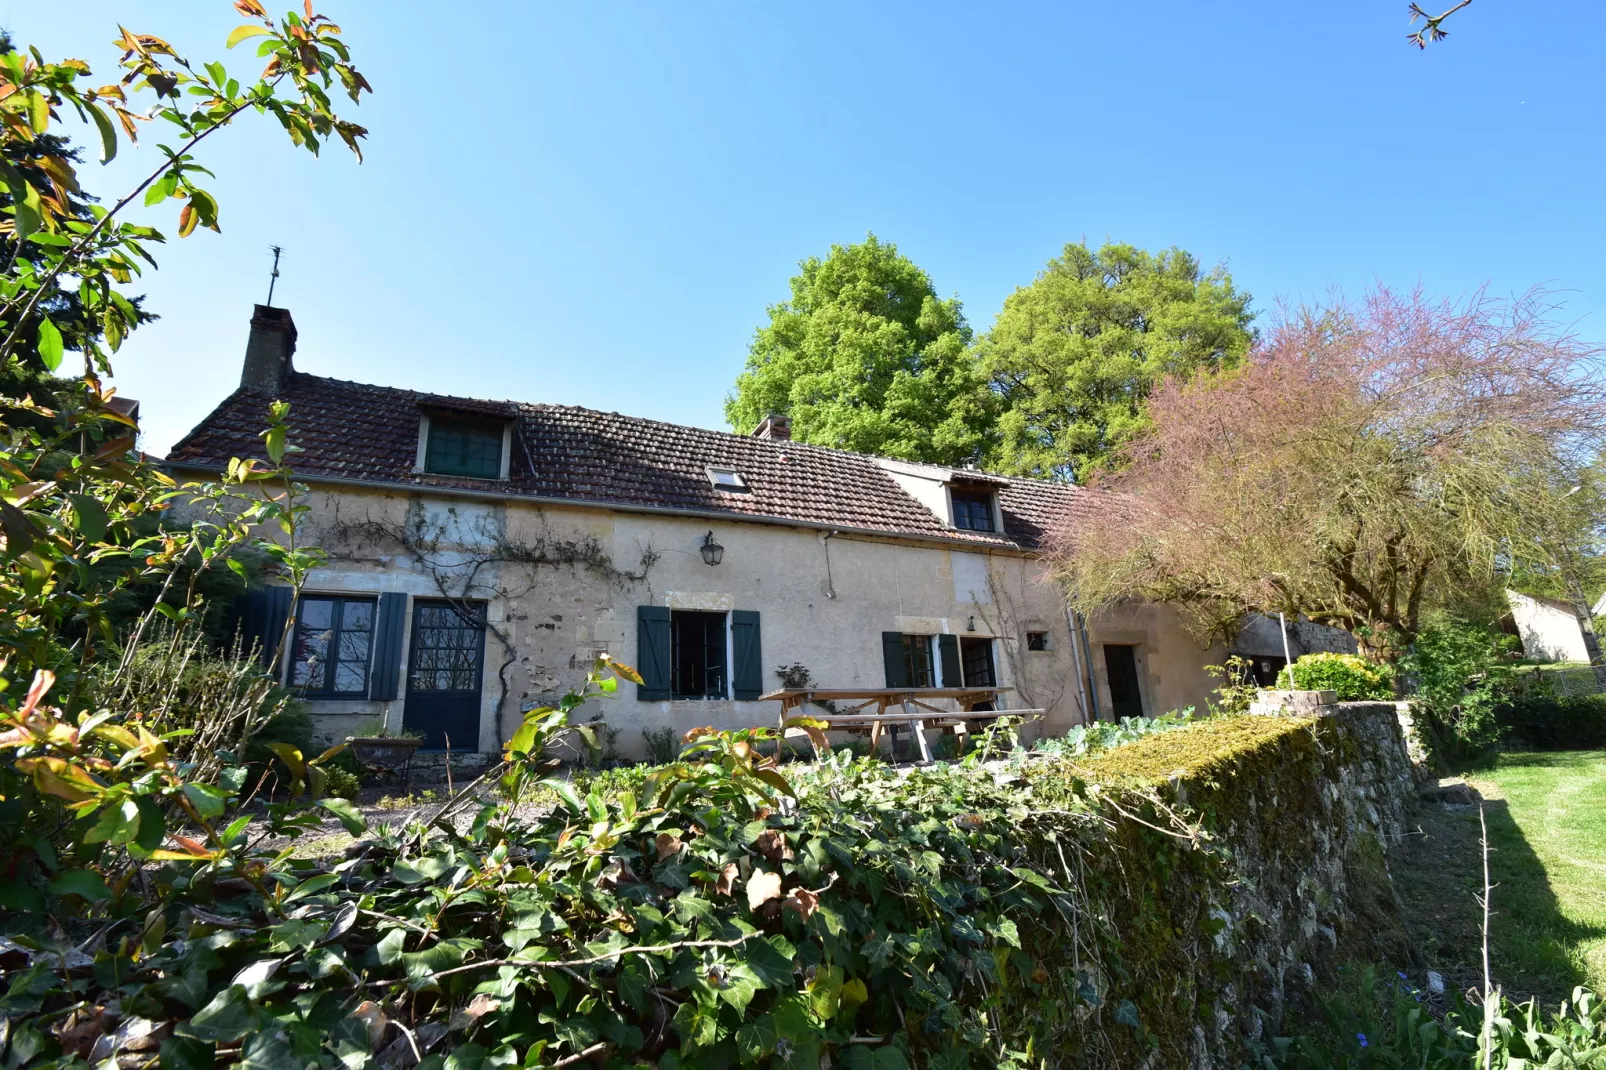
[967,615,976,632]
[700,530,724,567]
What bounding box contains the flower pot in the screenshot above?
[346,736,423,779]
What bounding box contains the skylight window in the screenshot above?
[706,466,748,492]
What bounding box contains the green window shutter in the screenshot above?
[367,592,409,701]
[637,606,671,701]
[731,611,762,701]
[882,631,908,688]
[229,586,293,670]
[938,634,961,688]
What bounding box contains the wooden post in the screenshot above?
[903,696,933,762]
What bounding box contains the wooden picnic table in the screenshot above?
[756,687,1042,762]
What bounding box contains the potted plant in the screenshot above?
[346,717,425,782]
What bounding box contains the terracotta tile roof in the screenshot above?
[167,373,1094,550]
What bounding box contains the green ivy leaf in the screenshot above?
[178,985,257,1043]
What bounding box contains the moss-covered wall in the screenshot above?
[1050,704,1418,1065]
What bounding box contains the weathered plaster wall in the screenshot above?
[287,487,1228,758]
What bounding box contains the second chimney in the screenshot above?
[240,304,297,393]
[752,413,791,441]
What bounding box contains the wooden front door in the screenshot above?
[403,600,486,750]
[1103,644,1145,720]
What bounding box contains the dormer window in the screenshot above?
[950,488,996,532]
[706,466,748,492]
[421,416,509,480]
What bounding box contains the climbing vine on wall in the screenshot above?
[320,498,660,740]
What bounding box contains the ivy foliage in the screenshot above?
[0,663,1184,1068]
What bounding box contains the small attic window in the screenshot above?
[950,487,996,532]
[706,466,748,492]
[421,416,508,480]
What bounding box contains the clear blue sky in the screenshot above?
[17,2,1606,456]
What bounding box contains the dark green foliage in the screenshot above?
[1497,693,1606,750]
[1400,615,1514,767]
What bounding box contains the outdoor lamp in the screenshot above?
[700,530,724,566]
[967,615,976,632]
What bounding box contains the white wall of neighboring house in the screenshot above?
[1506,590,1592,664]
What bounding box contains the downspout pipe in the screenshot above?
[1065,607,1100,724]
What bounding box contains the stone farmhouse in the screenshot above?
[166,306,1281,761]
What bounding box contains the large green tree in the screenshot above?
[978,241,1255,481]
[724,234,995,464]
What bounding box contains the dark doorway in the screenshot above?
[671,611,727,699]
[403,601,486,750]
[1103,644,1145,720]
[959,637,997,710]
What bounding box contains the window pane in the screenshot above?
[952,492,993,532]
[341,601,373,631]
[299,598,333,629]
[338,629,372,663]
[425,420,503,479]
[334,662,367,693]
[902,635,934,687]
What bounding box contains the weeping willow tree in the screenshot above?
[1045,286,1606,665]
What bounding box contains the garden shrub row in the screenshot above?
[1496,692,1606,750]
[1,673,1432,1069]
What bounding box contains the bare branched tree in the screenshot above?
[1046,286,1606,666]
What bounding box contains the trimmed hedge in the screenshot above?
[1497,692,1606,750]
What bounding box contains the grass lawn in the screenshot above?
[1396,751,1606,1003]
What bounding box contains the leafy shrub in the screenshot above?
[1276,653,1394,701]
[323,766,362,800]
[1206,655,1261,715]
[1496,693,1606,750]
[1399,615,1512,768]
[642,725,680,764]
[1033,707,1199,759]
[1259,966,1606,1068]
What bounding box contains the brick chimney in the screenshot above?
[240,304,297,393]
[752,413,791,441]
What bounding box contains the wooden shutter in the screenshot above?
[731,611,762,701]
[368,592,409,701]
[637,606,671,701]
[882,631,908,688]
[229,586,293,670]
[938,634,961,688]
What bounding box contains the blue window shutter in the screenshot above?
[368,592,409,701]
[731,611,762,701]
[882,632,908,688]
[938,634,961,688]
[637,606,671,700]
[230,586,293,670]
